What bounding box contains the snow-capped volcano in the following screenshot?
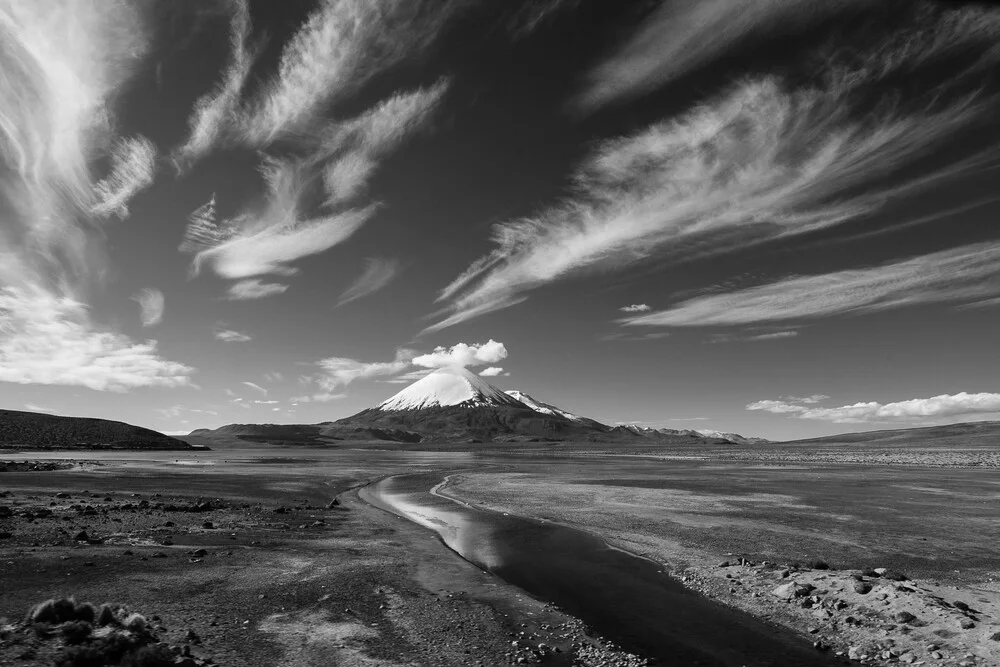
[505,390,585,422]
[377,366,525,411]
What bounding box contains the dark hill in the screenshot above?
[0,409,192,450]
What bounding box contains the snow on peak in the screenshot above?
[378,366,524,411]
[505,390,583,422]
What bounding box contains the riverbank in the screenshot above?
[435,465,1000,667]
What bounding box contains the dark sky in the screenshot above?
[2,0,999,440]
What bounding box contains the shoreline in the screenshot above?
[435,472,1000,666]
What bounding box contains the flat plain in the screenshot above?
[1,437,998,666]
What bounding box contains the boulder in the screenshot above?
[853,581,873,595]
[894,611,917,624]
[772,582,815,600]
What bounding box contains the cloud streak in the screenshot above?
[576,0,862,111]
[622,242,1000,327]
[235,0,461,146]
[336,257,401,307]
[133,288,165,327]
[92,136,158,218]
[747,392,1000,423]
[214,328,251,343]
[431,6,1000,332]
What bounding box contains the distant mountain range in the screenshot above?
[190,367,766,445]
[614,423,770,445]
[0,409,193,450]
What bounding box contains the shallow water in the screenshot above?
[361,472,836,667]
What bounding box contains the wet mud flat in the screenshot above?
[362,472,838,666]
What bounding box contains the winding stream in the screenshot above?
[360,471,837,667]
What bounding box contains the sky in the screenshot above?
[2,0,1000,441]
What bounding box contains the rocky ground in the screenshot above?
[0,460,657,666]
[680,558,1000,666]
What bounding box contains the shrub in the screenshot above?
[56,645,107,667]
[124,613,147,633]
[29,599,58,624]
[53,597,78,622]
[73,602,97,623]
[119,644,176,667]
[97,604,117,627]
[62,621,93,645]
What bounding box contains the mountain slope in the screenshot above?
[505,390,608,429]
[378,367,525,411]
[781,420,1000,448]
[0,409,192,450]
[340,367,611,442]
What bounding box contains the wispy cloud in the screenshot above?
[171,0,257,170]
[506,0,581,39]
[183,160,376,282]
[0,288,193,391]
[479,366,504,377]
[748,392,1000,423]
[412,340,507,369]
[336,257,401,307]
[92,136,157,218]
[235,0,461,146]
[241,381,267,395]
[622,242,1000,327]
[576,0,861,111]
[24,403,56,414]
[0,2,194,390]
[310,349,417,392]
[431,7,1000,332]
[227,279,289,301]
[708,330,799,343]
[214,328,252,343]
[620,304,650,313]
[133,288,165,327]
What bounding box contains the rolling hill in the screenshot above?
[0,409,194,450]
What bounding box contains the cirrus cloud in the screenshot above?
[430,6,1000,332]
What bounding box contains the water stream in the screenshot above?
[360,471,837,667]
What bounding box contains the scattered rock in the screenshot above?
[853,581,873,595]
[73,530,89,542]
[958,618,975,629]
[772,582,815,600]
[894,611,917,624]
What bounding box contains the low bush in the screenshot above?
[61,621,92,645]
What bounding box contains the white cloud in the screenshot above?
[431,9,1000,331]
[747,392,1000,423]
[622,243,1000,328]
[412,340,508,369]
[336,257,401,307]
[253,399,279,405]
[91,135,157,218]
[620,304,650,313]
[576,0,861,111]
[313,348,416,391]
[171,0,257,170]
[290,392,347,403]
[215,328,252,342]
[23,403,56,414]
[241,381,267,395]
[227,279,289,301]
[235,0,461,146]
[506,0,580,38]
[479,367,504,377]
[133,288,164,327]
[263,372,283,382]
[0,288,193,392]
[708,330,799,343]
[182,160,376,284]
